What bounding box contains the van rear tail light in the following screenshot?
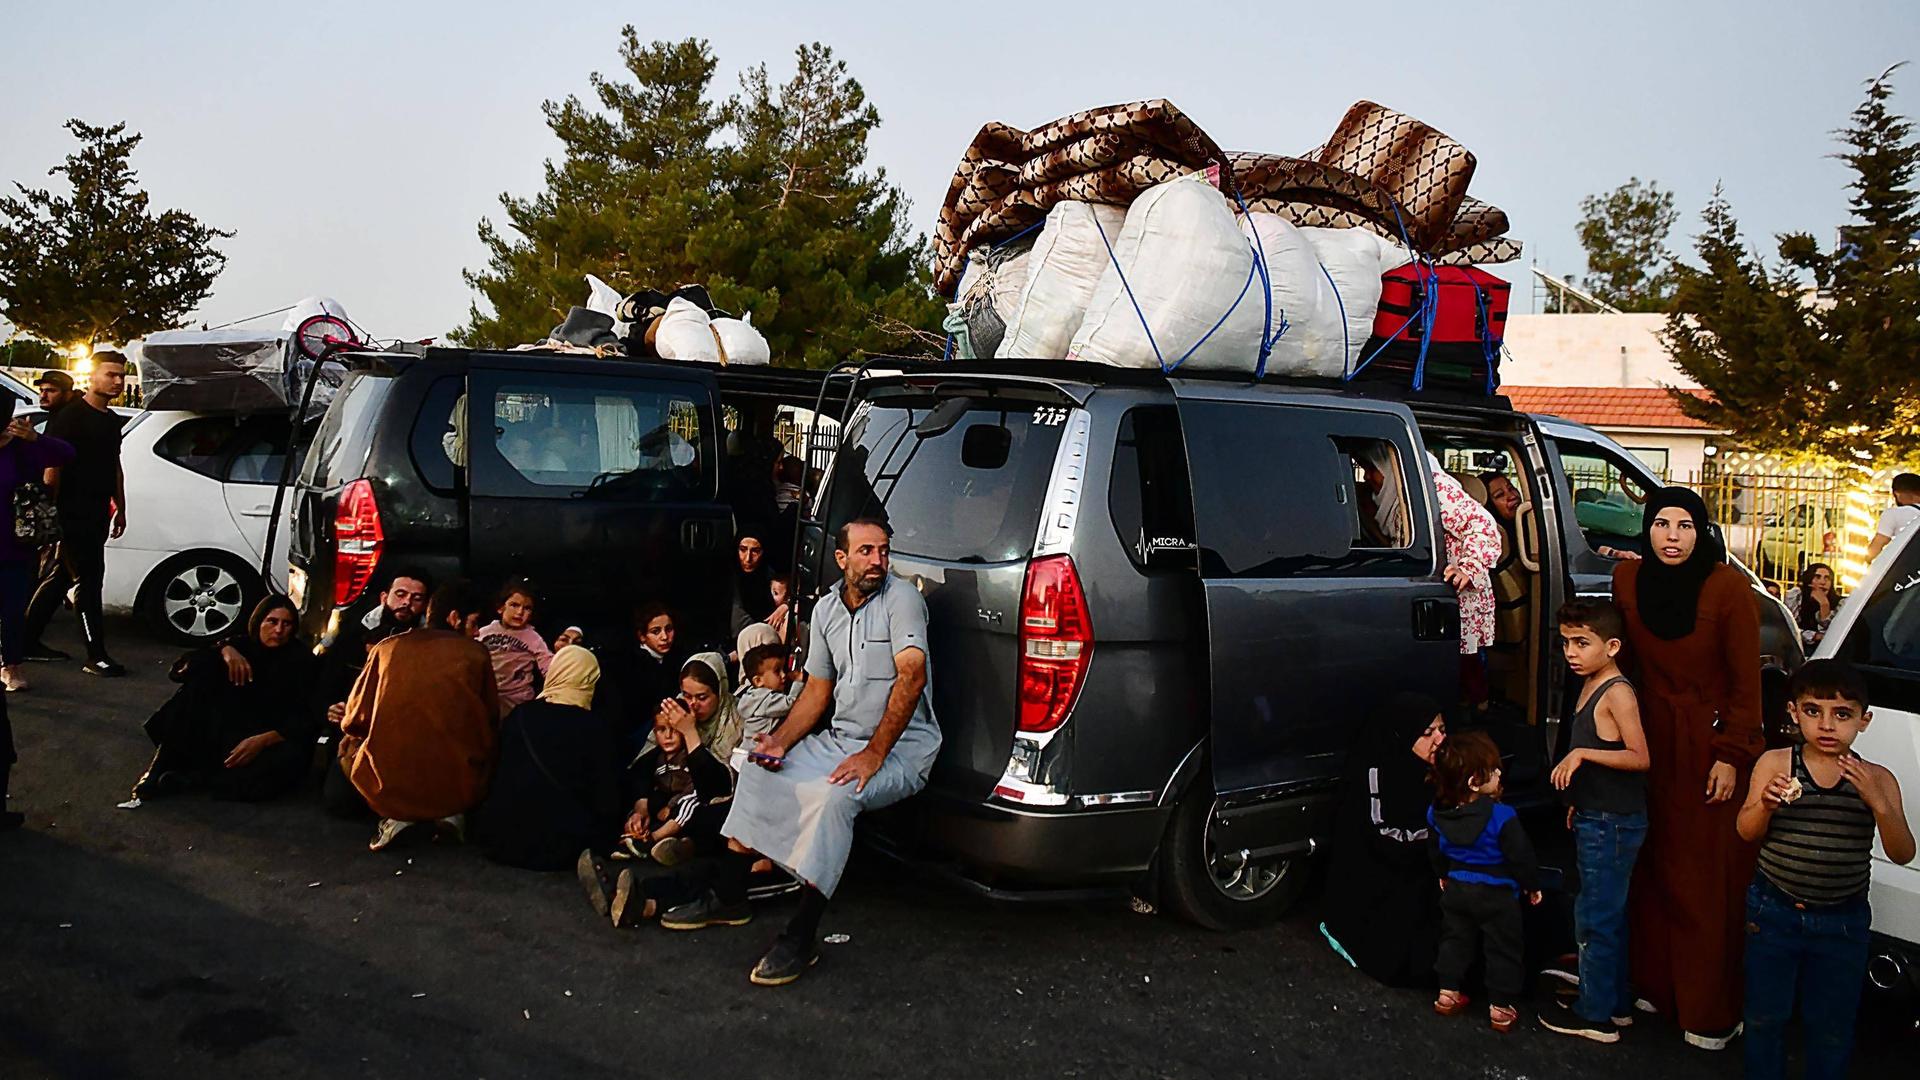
[332,479,384,606]
[1017,554,1093,734]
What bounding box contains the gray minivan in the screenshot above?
[803,360,1798,928]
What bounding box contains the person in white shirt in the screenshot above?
[1867,473,1920,562]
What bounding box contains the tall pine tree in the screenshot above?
[1667,66,1920,464]
[455,34,942,366]
[0,120,230,347]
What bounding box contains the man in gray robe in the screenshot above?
[659,517,941,986]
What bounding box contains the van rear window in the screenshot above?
[301,372,391,488]
[828,399,1066,564]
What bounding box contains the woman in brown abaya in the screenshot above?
[1612,487,1762,1050]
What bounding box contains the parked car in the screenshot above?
[1812,523,1920,1004]
[24,406,297,644]
[793,362,1800,929]
[284,348,828,649]
[1757,502,1842,580]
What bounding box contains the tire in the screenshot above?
[1155,779,1310,931]
[142,550,263,646]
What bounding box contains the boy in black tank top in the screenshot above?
[1736,660,1913,1080]
[1540,600,1651,1044]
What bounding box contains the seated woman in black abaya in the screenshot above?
[132,595,321,802]
[1319,692,1450,986]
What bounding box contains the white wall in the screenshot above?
[1502,313,1699,390]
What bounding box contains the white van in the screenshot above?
[1813,523,1920,999]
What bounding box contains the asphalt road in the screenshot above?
[2,617,1913,1079]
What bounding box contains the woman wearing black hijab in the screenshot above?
[1320,692,1450,986]
[1611,487,1762,1051]
[728,525,776,638]
[132,595,322,802]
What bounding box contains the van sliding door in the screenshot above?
[1169,382,1460,795]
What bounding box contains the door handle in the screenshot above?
[1413,597,1460,641]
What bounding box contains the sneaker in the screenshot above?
[22,644,69,663]
[650,836,697,867]
[659,891,753,931]
[1612,1013,1635,1028]
[576,850,611,918]
[368,818,415,852]
[81,658,126,678]
[1634,998,1658,1015]
[1539,1000,1621,1044]
[435,814,466,843]
[2,666,28,692]
[132,769,192,801]
[1683,1025,1742,1051]
[610,868,649,928]
[1540,955,1580,986]
[748,934,819,987]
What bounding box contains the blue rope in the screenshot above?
[1090,202,1261,375]
[942,332,955,361]
[1228,187,1278,379]
[1345,198,1432,383]
[992,219,1046,251]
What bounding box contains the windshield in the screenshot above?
[826,398,1066,564]
[1843,537,1920,674]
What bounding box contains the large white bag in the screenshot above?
[652,296,721,362]
[953,244,1033,358]
[1236,212,1349,378]
[1003,201,1128,359]
[711,312,771,365]
[1069,176,1266,372]
[1300,226,1405,373]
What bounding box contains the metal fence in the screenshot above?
[1689,465,1854,592]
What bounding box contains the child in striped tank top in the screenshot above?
[1736,660,1914,1080]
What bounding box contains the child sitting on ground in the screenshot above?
[736,644,802,742]
[618,707,734,866]
[477,579,553,718]
[1737,660,1914,1080]
[1540,599,1649,1044]
[1428,730,1542,1033]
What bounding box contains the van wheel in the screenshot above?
[1156,782,1307,930]
[143,551,262,646]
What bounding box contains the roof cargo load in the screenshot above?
[134,297,352,415]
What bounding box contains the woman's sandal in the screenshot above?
[1489,1005,1519,1033]
[1433,990,1470,1017]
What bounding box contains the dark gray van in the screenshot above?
[803,361,1799,928]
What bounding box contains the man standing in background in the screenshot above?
[34,370,76,414]
[1866,473,1920,563]
[22,352,129,676]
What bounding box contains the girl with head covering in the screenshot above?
[471,645,626,871]
[131,595,321,803]
[1319,693,1450,986]
[1611,487,1763,1050]
[656,652,745,762]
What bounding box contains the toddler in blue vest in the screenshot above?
[1428,729,1542,1032]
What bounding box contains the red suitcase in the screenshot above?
[1355,263,1509,392]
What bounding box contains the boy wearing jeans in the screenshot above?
[1737,660,1914,1080]
[1540,599,1650,1044]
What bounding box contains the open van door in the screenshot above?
[462,356,734,640]
[1169,382,1461,796]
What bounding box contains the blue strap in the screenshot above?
[1228,187,1279,379]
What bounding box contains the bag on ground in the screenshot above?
[1068,175,1266,373]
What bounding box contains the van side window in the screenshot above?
[1554,439,1655,558]
[1840,539,1920,709]
[1109,407,1196,568]
[408,376,464,491]
[224,418,295,485]
[468,373,714,501]
[1181,402,1431,578]
[1336,437,1412,549]
[153,417,237,480]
